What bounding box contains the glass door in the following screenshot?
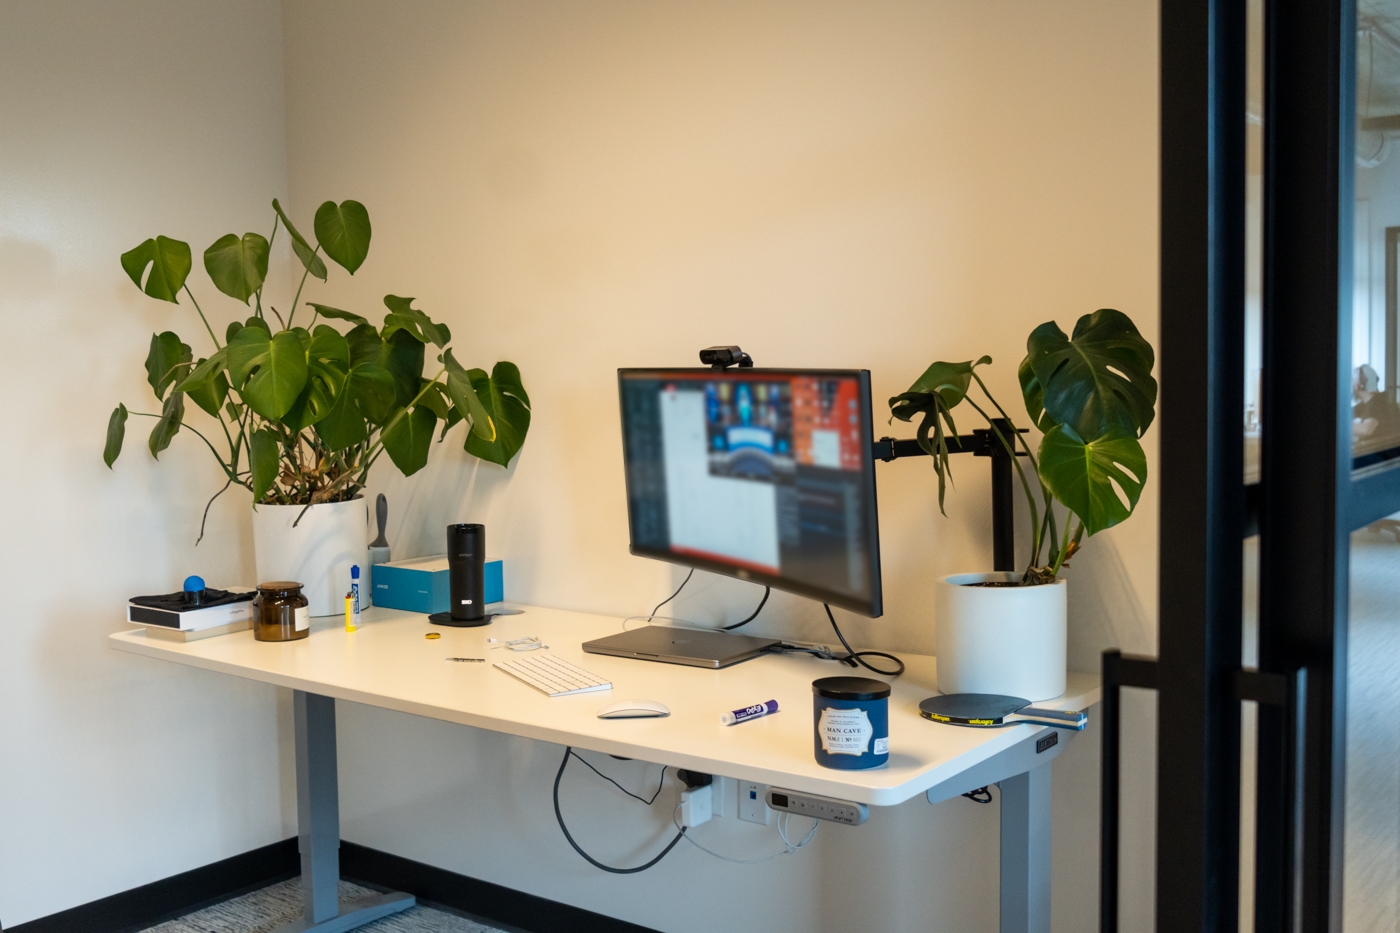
[1104,2,1400,931]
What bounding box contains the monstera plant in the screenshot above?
[104,198,530,538]
[890,308,1155,584]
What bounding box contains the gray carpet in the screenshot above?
[141,877,508,933]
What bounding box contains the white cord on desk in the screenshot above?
[670,804,819,863]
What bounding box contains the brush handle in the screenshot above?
[370,493,389,548]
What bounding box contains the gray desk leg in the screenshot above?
[999,759,1052,933]
[270,691,416,933]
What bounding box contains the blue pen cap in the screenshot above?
[351,565,360,579]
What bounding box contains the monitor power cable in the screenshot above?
[721,585,769,630]
[823,604,905,677]
[553,747,685,874]
[646,569,694,623]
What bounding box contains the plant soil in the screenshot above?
[965,581,1042,587]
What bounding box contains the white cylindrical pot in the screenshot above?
[933,572,1067,702]
[251,497,369,617]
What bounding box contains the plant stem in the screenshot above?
[126,411,247,489]
[1050,518,1079,576]
[286,245,321,329]
[182,286,221,350]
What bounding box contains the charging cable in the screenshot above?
[670,805,819,864]
[488,636,547,651]
[553,747,685,874]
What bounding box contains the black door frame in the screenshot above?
[1103,0,1400,930]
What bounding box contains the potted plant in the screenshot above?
[103,198,530,615]
[890,308,1155,700]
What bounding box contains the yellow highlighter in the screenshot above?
[345,591,357,632]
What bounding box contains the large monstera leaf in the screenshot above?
[226,328,309,421]
[888,357,989,515]
[144,331,192,400]
[313,200,371,275]
[1023,309,1157,441]
[461,362,532,467]
[1038,423,1147,536]
[203,232,269,303]
[381,405,437,476]
[121,236,191,303]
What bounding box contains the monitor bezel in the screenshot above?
[617,366,884,618]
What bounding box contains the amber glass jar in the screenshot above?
[253,582,309,641]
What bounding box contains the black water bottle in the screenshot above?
[447,523,486,623]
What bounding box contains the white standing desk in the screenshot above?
[110,604,1099,933]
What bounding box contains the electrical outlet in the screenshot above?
[738,780,771,824]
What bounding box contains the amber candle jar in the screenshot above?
[253,582,310,641]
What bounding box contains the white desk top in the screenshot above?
[109,603,1099,807]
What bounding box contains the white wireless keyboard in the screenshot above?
[493,654,612,697]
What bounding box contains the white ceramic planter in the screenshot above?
[251,497,369,617]
[933,571,1067,702]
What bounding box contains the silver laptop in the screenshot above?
[583,625,779,669]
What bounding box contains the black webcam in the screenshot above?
[699,346,754,370]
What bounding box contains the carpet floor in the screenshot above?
[140,877,508,933]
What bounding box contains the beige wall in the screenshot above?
[0,1,295,926]
[283,3,1159,931]
[0,2,1159,929]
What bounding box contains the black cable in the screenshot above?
[553,747,686,873]
[566,749,667,805]
[823,603,905,677]
[647,569,694,622]
[721,586,770,630]
[962,786,994,804]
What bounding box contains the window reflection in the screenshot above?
[1354,2,1400,464]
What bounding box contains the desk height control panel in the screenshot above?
[766,788,869,825]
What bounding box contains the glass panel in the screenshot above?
[1245,0,1264,482]
[1354,3,1400,465]
[1343,516,1400,929]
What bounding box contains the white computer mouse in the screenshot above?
[596,699,671,719]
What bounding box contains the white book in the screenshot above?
[126,587,256,632]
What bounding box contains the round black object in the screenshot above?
[812,676,891,701]
[428,611,493,628]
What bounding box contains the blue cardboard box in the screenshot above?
[370,555,503,614]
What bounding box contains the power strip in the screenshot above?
[765,788,868,825]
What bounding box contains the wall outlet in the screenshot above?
[738,780,771,824]
[680,784,713,827]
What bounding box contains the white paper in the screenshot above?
[818,707,874,756]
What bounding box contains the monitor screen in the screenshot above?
[618,368,883,617]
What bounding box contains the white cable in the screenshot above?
[670,805,819,863]
[777,811,820,850]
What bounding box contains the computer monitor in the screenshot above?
[618,368,883,617]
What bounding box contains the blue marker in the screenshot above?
[721,699,779,725]
[350,565,362,619]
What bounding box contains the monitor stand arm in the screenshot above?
[873,420,1028,573]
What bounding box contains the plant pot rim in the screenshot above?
[251,494,365,512]
[938,571,1065,588]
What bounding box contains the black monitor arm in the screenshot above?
[873,420,1029,573]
